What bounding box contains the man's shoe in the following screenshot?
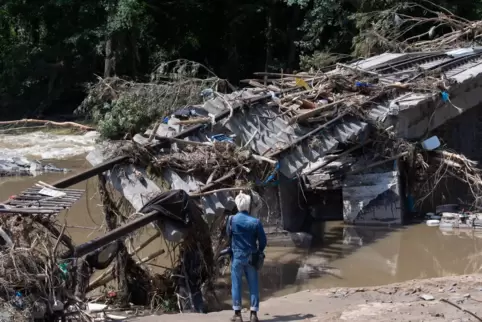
[250,313,259,322]
[230,314,243,322]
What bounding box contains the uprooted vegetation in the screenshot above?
[352,1,482,55]
[76,60,229,139]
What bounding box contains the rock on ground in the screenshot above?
[134,274,482,321]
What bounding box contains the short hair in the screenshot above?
[235,192,251,213]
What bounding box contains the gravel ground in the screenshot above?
[133,274,482,321]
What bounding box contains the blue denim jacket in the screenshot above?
[227,211,267,262]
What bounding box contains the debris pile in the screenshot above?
[0,206,75,321]
[0,181,220,321]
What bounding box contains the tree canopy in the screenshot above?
[0,0,481,119]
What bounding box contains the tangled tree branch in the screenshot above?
[76,60,229,139]
[353,1,482,56]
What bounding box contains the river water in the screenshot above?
[2,132,482,305]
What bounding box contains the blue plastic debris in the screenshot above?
[263,162,280,184]
[255,162,281,187]
[441,91,449,102]
[355,81,373,88]
[13,291,23,309]
[162,117,169,124]
[211,134,234,143]
[173,106,204,119]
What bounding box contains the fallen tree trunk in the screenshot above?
[0,119,95,131]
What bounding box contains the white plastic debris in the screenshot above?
[38,187,66,198]
[106,314,127,320]
[420,294,435,301]
[426,220,440,227]
[421,136,441,151]
[87,303,108,313]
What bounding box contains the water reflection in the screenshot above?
[215,223,482,304]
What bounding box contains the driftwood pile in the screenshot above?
[0,213,77,321]
[0,185,219,321]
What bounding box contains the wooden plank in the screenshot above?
[14,195,79,202]
[20,191,81,197]
[7,201,72,207]
[20,195,82,202]
[0,208,57,215]
[33,191,84,198]
[26,187,85,193]
[17,195,81,202]
[21,189,83,195]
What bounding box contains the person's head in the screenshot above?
[235,192,251,213]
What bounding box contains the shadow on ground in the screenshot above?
[261,313,315,321]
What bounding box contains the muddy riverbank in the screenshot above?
[137,274,482,321]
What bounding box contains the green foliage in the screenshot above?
[297,0,355,54]
[299,52,349,70]
[81,60,220,139]
[2,0,482,120]
[93,96,154,139]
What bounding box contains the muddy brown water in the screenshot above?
[3,158,482,306]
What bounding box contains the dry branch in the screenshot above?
[288,98,349,125]
[0,119,94,131]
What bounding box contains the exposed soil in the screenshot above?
[136,274,482,321]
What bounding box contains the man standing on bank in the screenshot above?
[228,192,267,322]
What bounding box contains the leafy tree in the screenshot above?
[1,0,482,122]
